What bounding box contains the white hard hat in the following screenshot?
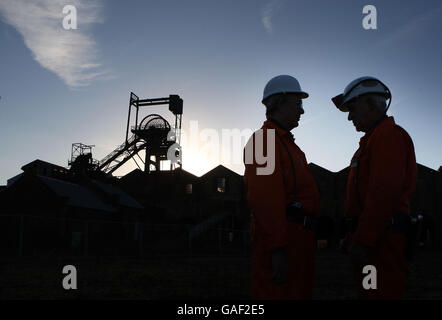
[332,76,391,112]
[262,75,309,103]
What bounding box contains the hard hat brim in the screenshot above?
[332,91,391,112]
[299,91,309,99]
[331,94,348,112]
[262,91,309,103]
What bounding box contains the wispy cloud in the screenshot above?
[261,0,284,34]
[0,0,108,88]
[377,6,442,48]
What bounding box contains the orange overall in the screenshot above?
[244,120,320,299]
[345,116,417,299]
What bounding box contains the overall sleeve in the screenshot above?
[352,129,408,246]
[244,133,288,252]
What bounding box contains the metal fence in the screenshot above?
[0,214,251,257]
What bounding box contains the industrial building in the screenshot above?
[0,92,440,256]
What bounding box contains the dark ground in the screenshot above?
[1,249,441,299]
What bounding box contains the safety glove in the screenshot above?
[340,234,352,254]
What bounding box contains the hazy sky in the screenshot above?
[1,0,441,184]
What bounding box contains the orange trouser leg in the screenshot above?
[251,228,316,300]
[352,233,408,300]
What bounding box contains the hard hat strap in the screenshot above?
[385,92,392,112]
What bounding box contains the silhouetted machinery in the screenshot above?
[68,143,98,172]
[69,143,100,176]
[96,92,183,175]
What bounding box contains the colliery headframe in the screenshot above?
[0,90,251,257]
[0,90,441,258]
[96,92,183,175]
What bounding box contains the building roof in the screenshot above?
[7,172,23,186]
[38,175,116,212]
[199,164,242,179]
[21,159,68,172]
[308,162,334,175]
[417,163,438,174]
[92,179,143,209]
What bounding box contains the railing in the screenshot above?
[98,135,140,173]
[0,214,251,257]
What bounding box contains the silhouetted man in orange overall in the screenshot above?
[244,75,320,299]
[332,76,417,299]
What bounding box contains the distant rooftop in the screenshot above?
[38,175,116,212]
[22,159,68,172]
[92,179,143,209]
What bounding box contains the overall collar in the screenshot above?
[367,114,388,133]
[360,115,394,145]
[263,119,295,141]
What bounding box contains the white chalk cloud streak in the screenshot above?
[377,6,442,48]
[261,0,284,34]
[0,0,107,88]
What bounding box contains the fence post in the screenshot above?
[138,222,144,257]
[188,225,192,256]
[244,230,247,255]
[18,215,24,257]
[84,221,89,257]
[218,228,222,255]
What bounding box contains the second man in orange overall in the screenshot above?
[244,75,320,299]
[332,76,417,299]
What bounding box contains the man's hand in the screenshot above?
[340,235,351,254]
[271,247,288,285]
[348,241,372,265]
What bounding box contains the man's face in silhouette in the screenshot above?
[346,96,382,132]
[278,94,305,130]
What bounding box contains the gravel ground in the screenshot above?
[0,249,441,299]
